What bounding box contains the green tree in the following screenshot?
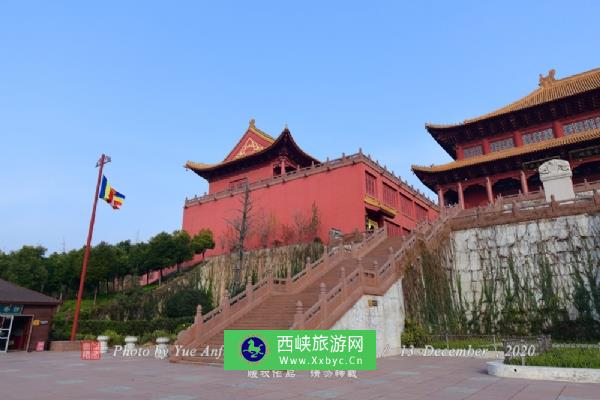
[0,251,10,280]
[114,240,134,291]
[172,230,193,273]
[147,232,175,285]
[191,229,215,259]
[4,246,49,292]
[88,242,116,301]
[163,287,213,318]
[130,242,151,284]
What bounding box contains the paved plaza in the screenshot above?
[0,352,598,400]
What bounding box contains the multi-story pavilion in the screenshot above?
[413,68,600,209]
[183,120,437,256]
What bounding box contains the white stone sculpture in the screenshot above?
[155,337,170,359]
[538,159,575,202]
[124,336,138,350]
[96,335,109,353]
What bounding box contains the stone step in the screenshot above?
[173,233,409,363]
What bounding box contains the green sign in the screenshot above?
[224,330,376,371]
[0,304,23,315]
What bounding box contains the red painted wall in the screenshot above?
[209,161,274,193]
[183,157,438,257]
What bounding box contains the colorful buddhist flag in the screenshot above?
[99,175,126,209]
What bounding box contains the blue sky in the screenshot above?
[1,1,599,252]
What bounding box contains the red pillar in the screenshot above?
[553,120,564,138]
[485,176,494,204]
[482,138,490,154]
[280,157,286,175]
[520,170,529,194]
[514,131,523,147]
[437,186,444,208]
[457,181,465,209]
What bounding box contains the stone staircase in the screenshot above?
[171,209,458,365]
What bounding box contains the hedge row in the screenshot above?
[51,317,193,340]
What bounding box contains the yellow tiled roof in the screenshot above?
[412,128,600,173]
[427,67,600,129]
[185,120,276,172]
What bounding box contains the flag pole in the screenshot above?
[70,154,109,341]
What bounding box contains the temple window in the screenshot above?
[463,145,483,158]
[489,137,515,152]
[365,172,377,197]
[399,193,412,216]
[382,183,397,207]
[522,128,554,144]
[563,116,600,135]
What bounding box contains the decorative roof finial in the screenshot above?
[539,69,556,88]
[284,122,288,130]
[249,118,256,127]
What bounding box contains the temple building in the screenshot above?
[412,67,600,209]
[183,120,438,256]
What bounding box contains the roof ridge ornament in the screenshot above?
[539,69,556,88]
[249,118,256,128]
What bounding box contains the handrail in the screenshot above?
[448,191,600,231]
[184,152,438,209]
[292,206,456,330]
[173,219,384,353]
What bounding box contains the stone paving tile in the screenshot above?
[0,352,599,400]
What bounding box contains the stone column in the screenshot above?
[485,177,493,204]
[457,181,465,209]
[520,170,529,194]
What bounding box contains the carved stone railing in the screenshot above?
[290,208,458,330]
[184,152,437,210]
[448,190,600,231]
[172,226,380,356]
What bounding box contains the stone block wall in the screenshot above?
[331,280,405,357]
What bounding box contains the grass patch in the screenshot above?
[505,348,600,369]
[55,296,116,319]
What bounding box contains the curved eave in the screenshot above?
[427,67,600,131]
[424,67,600,158]
[186,129,320,179]
[412,127,600,189]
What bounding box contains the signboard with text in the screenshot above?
[224,330,376,371]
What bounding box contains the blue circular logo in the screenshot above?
[241,336,266,362]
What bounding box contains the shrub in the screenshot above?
[163,288,213,318]
[506,348,600,369]
[102,329,124,346]
[50,317,194,340]
[401,319,429,347]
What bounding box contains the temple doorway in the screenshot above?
[572,160,600,184]
[493,177,521,198]
[463,184,488,208]
[443,189,458,207]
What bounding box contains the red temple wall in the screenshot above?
[208,161,274,193]
[183,161,438,257]
[183,163,365,257]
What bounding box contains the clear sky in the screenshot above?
[1,1,599,253]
